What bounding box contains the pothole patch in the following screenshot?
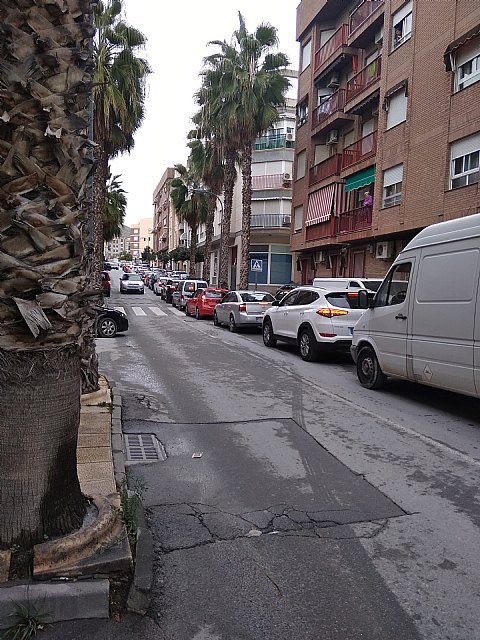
[125,433,166,464]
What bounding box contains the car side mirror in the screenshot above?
[357,288,375,309]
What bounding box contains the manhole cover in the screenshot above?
[125,433,166,464]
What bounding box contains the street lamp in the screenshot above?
[191,188,224,286]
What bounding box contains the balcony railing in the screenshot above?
[251,214,291,228]
[252,174,290,190]
[253,134,293,150]
[312,90,346,128]
[335,206,373,234]
[349,0,384,35]
[341,131,377,170]
[309,155,342,186]
[346,58,381,103]
[315,25,349,70]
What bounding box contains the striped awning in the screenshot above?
[305,184,336,226]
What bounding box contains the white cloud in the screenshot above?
[109,0,300,226]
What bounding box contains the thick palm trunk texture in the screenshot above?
[220,153,236,288]
[202,194,216,283]
[239,146,253,290]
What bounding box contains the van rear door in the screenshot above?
[410,243,477,395]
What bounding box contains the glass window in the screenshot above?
[241,292,275,302]
[451,150,479,188]
[383,164,403,207]
[392,2,412,49]
[296,150,307,180]
[294,205,303,232]
[248,252,268,285]
[280,291,300,307]
[205,291,224,299]
[455,38,480,91]
[270,253,292,285]
[374,263,411,307]
[295,290,319,305]
[301,39,312,72]
[386,88,408,129]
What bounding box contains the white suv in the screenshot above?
[262,286,364,361]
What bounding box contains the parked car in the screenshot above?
[120,273,144,294]
[262,286,364,361]
[102,271,111,297]
[185,287,229,319]
[154,276,169,297]
[312,277,384,292]
[110,261,119,270]
[96,307,128,338]
[104,262,112,271]
[172,279,209,310]
[214,290,275,332]
[163,279,180,303]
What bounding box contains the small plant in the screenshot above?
[117,472,146,548]
[97,401,113,413]
[2,602,51,640]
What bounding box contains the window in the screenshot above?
[294,205,303,232]
[455,38,480,91]
[386,87,407,129]
[301,39,312,72]
[270,253,292,285]
[450,134,480,189]
[374,263,411,307]
[279,291,300,307]
[392,2,412,49]
[295,290,319,306]
[382,164,403,207]
[296,150,307,180]
[297,98,308,127]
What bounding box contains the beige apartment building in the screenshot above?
[129,217,154,262]
[292,0,480,283]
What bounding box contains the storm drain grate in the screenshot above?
[125,433,166,464]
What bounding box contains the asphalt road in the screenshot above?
[45,271,480,639]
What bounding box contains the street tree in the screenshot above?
[0,0,94,547]
[170,164,209,277]
[203,13,289,288]
[141,246,155,264]
[104,173,127,242]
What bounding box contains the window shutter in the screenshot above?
[294,205,303,231]
[393,1,412,25]
[383,164,404,187]
[362,119,375,137]
[387,90,408,129]
[451,133,480,159]
[301,40,312,72]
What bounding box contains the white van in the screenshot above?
[351,213,480,398]
[313,277,384,292]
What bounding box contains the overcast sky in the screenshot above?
[110,1,300,226]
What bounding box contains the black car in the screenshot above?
[96,307,128,338]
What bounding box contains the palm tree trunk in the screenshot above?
[239,145,253,290]
[0,0,93,547]
[220,151,236,288]
[189,221,198,276]
[202,194,216,283]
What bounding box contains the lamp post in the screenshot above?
[192,188,224,286]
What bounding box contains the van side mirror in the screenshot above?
[357,288,375,309]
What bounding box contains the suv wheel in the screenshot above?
[262,319,277,347]
[299,327,319,362]
[356,346,387,389]
[97,317,117,338]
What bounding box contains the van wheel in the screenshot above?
[357,346,387,389]
[299,327,319,361]
[262,319,277,347]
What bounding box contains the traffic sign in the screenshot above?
[251,259,263,272]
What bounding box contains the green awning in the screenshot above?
[344,166,376,192]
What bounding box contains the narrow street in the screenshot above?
[46,271,480,639]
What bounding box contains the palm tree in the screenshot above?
[170,164,209,277]
[0,0,93,547]
[104,172,127,243]
[203,13,290,289]
[187,137,224,283]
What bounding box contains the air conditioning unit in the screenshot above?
[326,129,339,145]
[283,172,292,181]
[327,72,340,88]
[282,215,291,226]
[315,250,327,263]
[285,133,295,142]
[375,241,394,259]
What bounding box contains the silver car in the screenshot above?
[120,273,144,294]
[213,290,275,332]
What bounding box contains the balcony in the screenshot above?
[349,0,384,35]
[309,155,342,186]
[345,58,382,105]
[312,90,347,129]
[251,214,291,229]
[334,206,373,235]
[341,131,377,170]
[314,25,349,72]
[252,174,290,190]
[253,134,294,151]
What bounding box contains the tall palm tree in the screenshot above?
[203,13,290,289]
[187,137,224,283]
[0,0,93,547]
[170,164,209,277]
[104,172,127,242]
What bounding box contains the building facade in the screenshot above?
[129,218,153,262]
[293,0,480,283]
[104,225,130,260]
[152,167,175,258]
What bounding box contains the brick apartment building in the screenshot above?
[292,0,480,283]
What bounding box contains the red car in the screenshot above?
[101,271,111,297]
[185,287,229,319]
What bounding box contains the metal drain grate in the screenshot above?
[125,433,166,464]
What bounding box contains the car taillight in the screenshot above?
[316,308,348,318]
[239,304,246,312]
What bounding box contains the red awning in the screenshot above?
[305,184,336,226]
